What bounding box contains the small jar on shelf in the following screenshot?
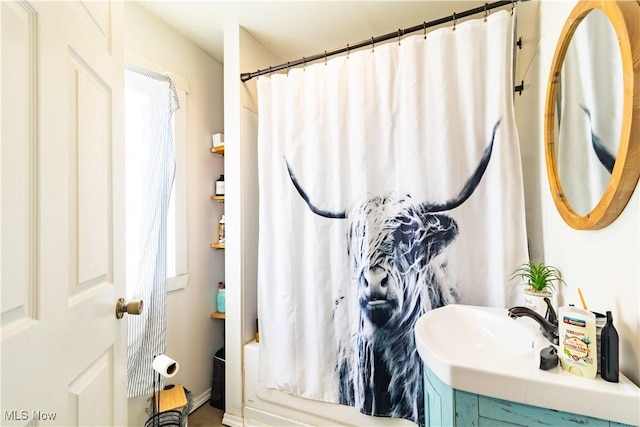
[217,214,225,244]
[215,174,225,196]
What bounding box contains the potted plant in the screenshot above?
[510,262,566,317]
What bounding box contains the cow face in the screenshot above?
[285,119,501,326]
[347,196,460,329]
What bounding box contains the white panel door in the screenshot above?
[1,1,127,425]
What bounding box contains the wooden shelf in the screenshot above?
[210,141,225,323]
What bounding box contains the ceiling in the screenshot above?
[138,1,498,66]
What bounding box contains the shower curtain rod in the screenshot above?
[240,0,528,83]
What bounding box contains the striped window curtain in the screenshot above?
[124,64,179,397]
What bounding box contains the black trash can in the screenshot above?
[209,347,225,410]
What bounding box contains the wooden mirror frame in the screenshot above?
[544,0,640,230]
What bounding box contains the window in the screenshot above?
[124,55,189,295]
[166,88,188,291]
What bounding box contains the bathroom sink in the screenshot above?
[414,304,640,426]
[417,304,540,363]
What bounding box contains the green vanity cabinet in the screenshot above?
[424,366,634,427]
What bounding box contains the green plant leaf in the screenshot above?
[509,262,567,293]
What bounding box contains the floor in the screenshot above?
[188,403,224,427]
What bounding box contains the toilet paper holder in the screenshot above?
[115,298,144,319]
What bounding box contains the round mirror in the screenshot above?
[555,9,623,217]
[544,0,640,230]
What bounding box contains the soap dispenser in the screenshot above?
[600,311,619,382]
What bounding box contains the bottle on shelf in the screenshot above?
[216,282,226,314]
[215,174,225,196]
[600,310,619,382]
[217,215,225,244]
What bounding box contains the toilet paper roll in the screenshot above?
[152,354,179,378]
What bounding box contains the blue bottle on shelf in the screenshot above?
[216,282,225,314]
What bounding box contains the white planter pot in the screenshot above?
[523,289,553,318]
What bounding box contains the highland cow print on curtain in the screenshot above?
[256,10,528,426]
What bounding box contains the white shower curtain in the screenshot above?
[257,10,527,426]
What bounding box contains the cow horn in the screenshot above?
[580,105,615,174]
[285,159,347,219]
[427,119,502,213]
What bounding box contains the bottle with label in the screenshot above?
[600,311,619,382]
[215,174,225,196]
[558,306,597,378]
[216,282,225,314]
[593,311,606,373]
[217,215,225,244]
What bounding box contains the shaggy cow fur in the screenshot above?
[334,195,459,425]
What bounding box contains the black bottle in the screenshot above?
[600,311,619,382]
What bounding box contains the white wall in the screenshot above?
[514,0,639,387]
[509,0,639,387]
[513,1,544,263]
[124,4,225,425]
[537,0,639,385]
[223,24,279,426]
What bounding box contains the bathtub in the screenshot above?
[243,341,417,426]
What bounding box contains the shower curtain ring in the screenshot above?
[397,29,402,45]
[347,43,350,59]
[484,3,489,22]
[302,57,306,71]
[324,50,328,66]
[371,37,375,53]
[511,0,516,15]
[452,12,457,31]
[423,21,427,39]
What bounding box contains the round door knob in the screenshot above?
[115,298,144,319]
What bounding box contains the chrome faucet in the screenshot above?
[507,297,559,345]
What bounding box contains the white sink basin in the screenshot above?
[420,304,540,361]
[414,304,640,426]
